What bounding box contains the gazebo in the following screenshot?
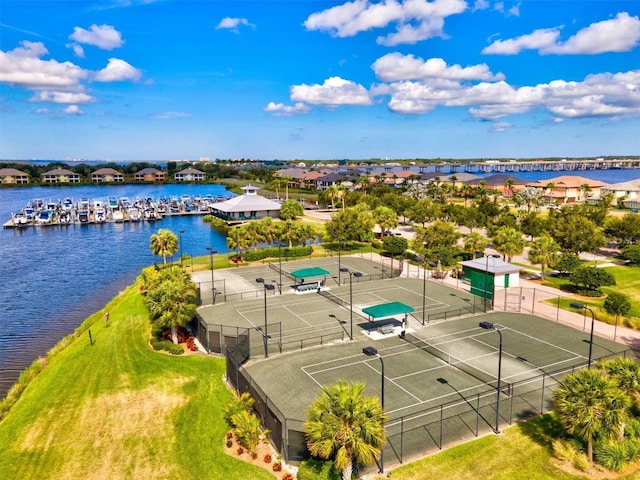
[290,267,330,292]
[362,301,414,336]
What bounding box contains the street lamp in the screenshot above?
[206,247,217,304]
[337,238,345,285]
[418,254,427,325]
[363,346,385,474]
[340,268,362,340]
[257,278,276,358]
[571,303,596,368]
[278,244,282,295]
[179,230,185,267]
[479,321,503,434]
[483,253,500,312]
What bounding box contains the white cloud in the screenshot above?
[94,58,142,82]
[66,43,86,58]
[149,111,191,120]
[264,102,311,116]
[30,91,94,104]
[69,24,124,50]
[215,17,254,33]
[63,105,83,115]
[372,53,504,82]
[491,121,512,132]
[0,41,88,89]
[304,0,466,45]
[483,12,640,55]
[290,76,372,106]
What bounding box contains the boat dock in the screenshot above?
[3,194,231,229]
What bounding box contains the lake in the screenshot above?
[0,183,231,397]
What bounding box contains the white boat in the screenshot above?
[78,209,89,223]
[95,206,106,223]
[12,212,28,227]
[108,197,119,209]
[112,210,124,223]
[37,210,53,224]
[62,198,73,211]
[128,207,141,222]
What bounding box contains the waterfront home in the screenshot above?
[174,167,206,182]
[464,174,528,196]
[526,175,607,204]
[0,168,29,184]
[600,177,640,207]
[209,185,282,221]
[133,167,166,182]
[91,167,124,183]
[41,167,81,184]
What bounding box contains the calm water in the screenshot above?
[2,169,640,398]
[0,184,231,397]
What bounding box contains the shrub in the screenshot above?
[236,446,244,455]
[250,451,258,460]
[552,439,578,463]
[595,440,628,472]
[272,462,282,472]
[297,458,341,480]
[282,474,294,480]
[243,245,313,262]
[264,454,272,463]
[226,439,233,448]
[625,438,640,462]
[573,452,590,472]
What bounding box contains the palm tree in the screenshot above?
[149,229,179,264]
[492,226,525,262]
[305,381,386,480]
[144,270,197,343]
[505,178,515,198]
[357,175,371,197]
[279,199,304,220]
[226,226,249,261]
[580,183,592,202]
[464,232,488,259]
[553,369,630,464]
[527,235,560,280]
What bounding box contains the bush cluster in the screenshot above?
[297,458,341,480]
[243,245,312,262]
[150,338,184,355]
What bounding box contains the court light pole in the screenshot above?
[278,244,282,295]
[363,346,385,474]
[257,278,275,358]
[418,254,427,325]
[483,253,500,312]
[337,238,345,285]
[571,303,596,368]
[179,230,184,267]
[479,321,503,434]
[206,247,217,304]
[340,268,362,340]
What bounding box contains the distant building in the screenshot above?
[600,177,640,208]
[0,168,29,184]
[209,185,282,221]
[41,167,80,184]
[175,167,206,182]
[91,167,124,183]
[526,175,607,204]
[134,167,166,182]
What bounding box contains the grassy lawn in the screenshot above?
[385,415,639,480]
[541,264,640,323]
[0,283,274,480]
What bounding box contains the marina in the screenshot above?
[3,193,232,229]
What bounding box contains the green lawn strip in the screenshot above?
[385,416,638,480]
[0,284,273,480]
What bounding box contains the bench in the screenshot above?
[297,283,318,292]
[378,324,395,335]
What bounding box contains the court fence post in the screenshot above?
[509,387,515,425]
[439,405,443,449]
[540,374,546,414]
[400,417,404,464]
[476,393,480,436]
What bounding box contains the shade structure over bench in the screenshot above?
[290,267,330,280]
[362,301,414,319]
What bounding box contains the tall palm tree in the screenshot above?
[357,175,371,197]
[492,226,525,262]
[464,232,488,259]
[226,226,249,261]
[580,183,592,202]
[305,381,386,480]
[149,229,178,264]
[553,369,630,464]
[527,235,560,280]
[258,217,278,246]
[598,357,640,417]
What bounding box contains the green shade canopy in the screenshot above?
[362,302,414,319]
[291,267,330,279]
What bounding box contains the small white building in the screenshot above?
[458,257,521,301]
[209,185,283,221]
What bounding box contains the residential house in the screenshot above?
[526,175,607,204]
[0,168,29,184]
[91,167,124,183]
[175,167,206,182]
[600,177,640,208]
[41,167,81,184]
[134,167,166,182]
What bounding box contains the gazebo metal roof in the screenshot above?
[290,267,330,279]
[362,302,414,319]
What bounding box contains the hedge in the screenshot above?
[243,245,313,262]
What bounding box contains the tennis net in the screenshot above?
[405,332,511,396]
[268,261,295,280]
[317,289,348,308]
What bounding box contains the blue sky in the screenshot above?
[0,0,639,161]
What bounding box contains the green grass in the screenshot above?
[541,265,640,323]
[0,283,274,480]
[385,415,639,480]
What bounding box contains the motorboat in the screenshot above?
[112,210,124,223]
[108,197,119,209]
[94,204,106,223]
[62,198,73,211]
[78,208,89,223]
[128,207,141,222]
[12,212,29,227]
[37,210,53,224]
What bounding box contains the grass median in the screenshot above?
[0,282,274,480]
